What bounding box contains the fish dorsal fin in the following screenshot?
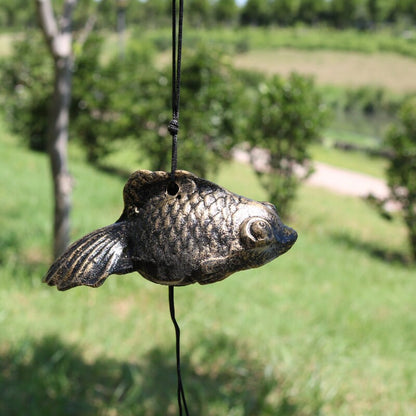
[123,170,197,209]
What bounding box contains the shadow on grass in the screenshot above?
[0,334,317,416]
[330,230,411,266]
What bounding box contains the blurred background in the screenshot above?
[0,1,415,415]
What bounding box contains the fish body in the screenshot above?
[44,170,297,290]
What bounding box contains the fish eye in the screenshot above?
[250,220,270,240]
[240,217,273,247]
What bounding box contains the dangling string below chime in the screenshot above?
[167,1,189,415]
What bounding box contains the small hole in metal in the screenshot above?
[167,181,179,196]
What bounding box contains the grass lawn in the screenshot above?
[145,26,416,59]
[310,143,388,179]
[1,117,415,415]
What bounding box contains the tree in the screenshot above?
[35,0,77,258]
[187,0,212,27]
[297,0,328,24]
[367,0,396,24]
[129,0,170,28]
[384,98,416,261]
[270,0,301,26]
[248,73,328,218]
[240,0,270,26]
[213,0,239,24]
[328,0,360,28]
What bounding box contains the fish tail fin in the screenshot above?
[43,222,133,291]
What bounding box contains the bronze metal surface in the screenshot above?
[44,170,298,290]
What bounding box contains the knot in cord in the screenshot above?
[168,118,179,137]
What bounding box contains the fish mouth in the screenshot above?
[276,225,298,253]
[264,225,298,260]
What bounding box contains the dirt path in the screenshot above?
[232,147,390,199]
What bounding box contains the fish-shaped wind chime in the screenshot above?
[44,170,297,290]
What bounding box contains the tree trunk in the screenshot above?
[117,2,127,58]
[49,56,73,258]
[36,0,77,258]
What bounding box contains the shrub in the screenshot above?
[0,33,246,179]
[139,44,247,176]
[0,31,52,151]
[384,97,416,260]
[248,73,329,218]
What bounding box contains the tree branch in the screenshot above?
[35,0,59,56]
[60,0,77,34]
[36,0,78,58]
[77,15,97,47]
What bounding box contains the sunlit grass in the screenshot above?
[1,115,415,415]
[139,26,416,59]
[232,48,416,93]
[310,142,388,178]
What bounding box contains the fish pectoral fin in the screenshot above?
[43,222,133,291]
[199,257,231,285]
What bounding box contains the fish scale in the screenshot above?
[44,170,297,290]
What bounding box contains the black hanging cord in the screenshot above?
[168,0,184,179]
[168,1,189,415]
[169,287,189,416]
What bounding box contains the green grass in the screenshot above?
[232,48,416,93]
[311,142,388,178]
[324,128,382,148]
[1,116,416,415]
[143,26,416,59]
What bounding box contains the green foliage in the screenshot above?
[213,0,239,24]
[0,32,245,178]
[1,0,416,30]
[297,0,328,24]
[0,0,36,29]
[385,97,416,260]
[140,26,416,60]
[239,0,416,27]
[248,73,328,218]
[71,36,158,163]
[343,86,398,115]
[0,31,52,151]
[367,0,397,23]
[240,0,271,26]
[270,0,301,26]
[329,85,402,143]
[139,44,247,176]
[73,39,246,177]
